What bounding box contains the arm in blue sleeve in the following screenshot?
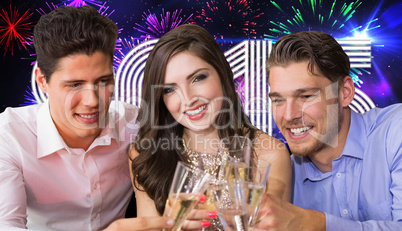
[326,213,402,231]
[326,114,402,231]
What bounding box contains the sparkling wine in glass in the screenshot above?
[163,161,212,231]
[212,165,248,231]
[242,160,271,228]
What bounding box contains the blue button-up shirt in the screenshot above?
[292,104,402,230]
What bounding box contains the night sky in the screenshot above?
[1,0,401,114]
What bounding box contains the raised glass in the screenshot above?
[163,161,212,231]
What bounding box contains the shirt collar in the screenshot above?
[37,101,68,158]
[87,111,119,150]
[299,110,366,182]
[36,101,123,158]
[341,110,366,159]
[299,156,332,182]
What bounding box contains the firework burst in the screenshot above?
[37,1,113,17]
[134,9,192,39]
[98,2,115,17]
[191,0,264,39]
[113,37,146,70]
[59,0,104,8]
[22,86,39,106]
[266,0,362,38]
[0,3,34,56]
[234,75,245,104]
[265,0,381,87]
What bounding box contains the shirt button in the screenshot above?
[93,184,98,190]
[336,173,342,178]
[343,209,348,215]
[93,213,98,219]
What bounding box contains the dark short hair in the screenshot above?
[267,31,350,83]
[33,6,118,82]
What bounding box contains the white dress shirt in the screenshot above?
[0,101,139,231]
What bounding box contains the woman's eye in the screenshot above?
[193,74,207,82]
[163,86,176,94]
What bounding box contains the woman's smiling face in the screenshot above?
[162,51,224,134]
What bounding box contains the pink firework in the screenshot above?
[113,37,149,70]
[98,2,115,17]
[60,0,104,8]
[134,9,192,39]
[0,3,34,55]
[37,2,113,17]
[192,0,263,39]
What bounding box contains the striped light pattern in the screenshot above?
[338,38,371,68]
[224,40,273,135]
[350,88,376,113]
[114,39,158,105]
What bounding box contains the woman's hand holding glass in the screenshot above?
[162,161,212,231]
[214,136,271,230]
[180,194,218,230]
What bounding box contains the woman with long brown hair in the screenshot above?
[130,24,291,230]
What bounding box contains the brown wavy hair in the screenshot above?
[267,30,350,83]
[131,24,256,215]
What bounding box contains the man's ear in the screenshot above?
[340,76,355,108]
[35,67,48,93]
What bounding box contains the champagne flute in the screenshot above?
[219,136,251,166]
[197,152,232,231]
[212,164,248,231]
[242,160,270,229]
[163,161,212,231]
[219,136,271,229]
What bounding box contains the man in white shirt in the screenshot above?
[0,5,176,231]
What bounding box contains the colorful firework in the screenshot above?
[265,0,383,87]
[191,0,264,39]
[234,75,245,105]
[266,0,362,38]
[113,37,145,70]
[37,1,113,16]
[22,86,39,106]
[98,2,115,17]
[134,9,192,39]
[0,3,34,56]
[20,35,37,65]
[59,0,104,8]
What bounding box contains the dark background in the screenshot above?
[1,0,401,113]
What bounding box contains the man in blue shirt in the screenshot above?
[256,30,402,230]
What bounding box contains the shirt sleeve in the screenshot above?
[0,133,29,230]
[326,213,402,231]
